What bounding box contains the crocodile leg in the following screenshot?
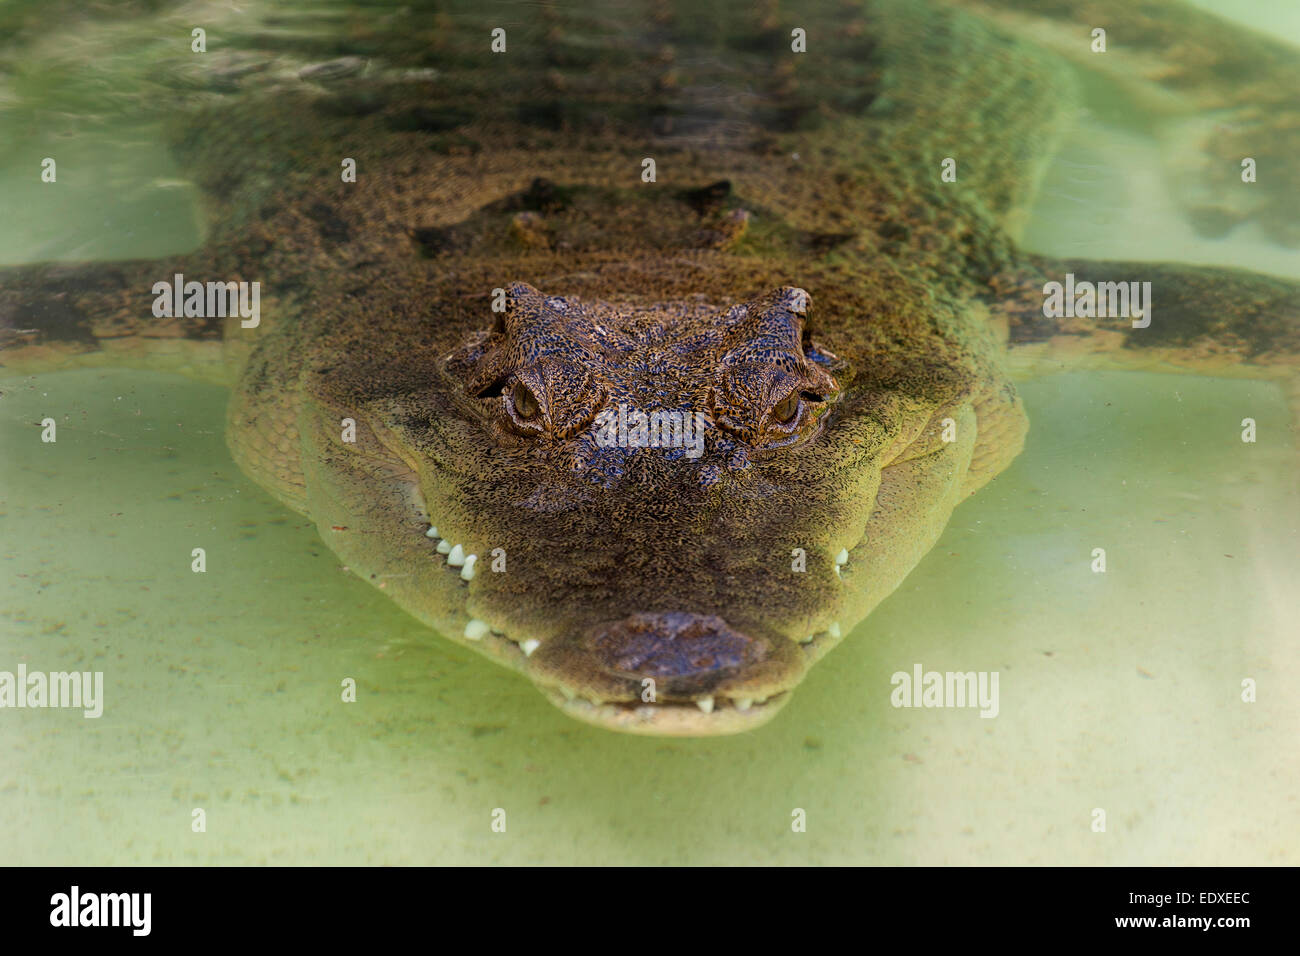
[950,0,1300,246]
[987,254,1300,444]
[0,255,242,385]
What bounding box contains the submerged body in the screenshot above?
[3,0,1298,734]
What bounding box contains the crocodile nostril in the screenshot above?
[584,611,764,690]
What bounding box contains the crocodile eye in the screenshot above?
[772,390,800,424]
[513,381,540,420]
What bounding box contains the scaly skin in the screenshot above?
[2,0,1298,734]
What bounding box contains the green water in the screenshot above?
[2,1,1298,864]
[2,367,1296,864]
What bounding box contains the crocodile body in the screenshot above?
[2,0,1298,734]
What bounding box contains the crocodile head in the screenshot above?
[275,175,1018,737]
[428,278,858,732]
[292,252,1004,736]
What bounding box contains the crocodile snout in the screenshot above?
[585,611,762,696]
[523,609,802,734]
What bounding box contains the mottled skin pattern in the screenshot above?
[2,0,1298,734]
[451,279,842,473]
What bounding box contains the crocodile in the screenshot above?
[2,0,1298,734]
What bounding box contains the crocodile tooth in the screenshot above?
[463,619,489,641]
[734,698,753,711]
[460,554,477,581]
[447,544,465,567]
[521,639,540,657]
[827,621,842,639]
[835,548,849,566]
[558,685,576,701]
[799,633,815,643]
[436,539,452,555]
[585,694,604,706]
[425,526,439,539]
[696,696,714,714]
